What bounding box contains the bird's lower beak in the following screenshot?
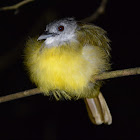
[37,31,57,41]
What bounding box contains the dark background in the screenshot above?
[0,0,140,140]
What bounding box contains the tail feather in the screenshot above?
[84,92,112,125]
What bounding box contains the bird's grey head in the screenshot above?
[38,18,78,47]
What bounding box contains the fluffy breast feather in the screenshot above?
[24,24,110,99]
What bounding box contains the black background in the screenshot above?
[0,0,140,140]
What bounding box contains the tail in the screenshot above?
[84,92,112,125]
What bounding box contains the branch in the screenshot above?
[81,0,108,22]
[0,88,40,103]
[94,67,140,81]
[0,67,140,103]
[0,0,34,11]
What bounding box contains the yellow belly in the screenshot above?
[36,47,93,93]
[24,39,108,99]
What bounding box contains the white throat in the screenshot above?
[44,33,77,48]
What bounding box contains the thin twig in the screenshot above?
[0,67,140,103]
[0,0,34,11]
[81,0,108,22]
[94,67,140,81]
[0,88,40,103]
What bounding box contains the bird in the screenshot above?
[24,18,112,125]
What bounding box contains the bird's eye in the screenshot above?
[58,25,64,31]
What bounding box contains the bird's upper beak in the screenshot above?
[37,31,58,41]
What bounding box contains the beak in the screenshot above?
[37,31,58,41]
